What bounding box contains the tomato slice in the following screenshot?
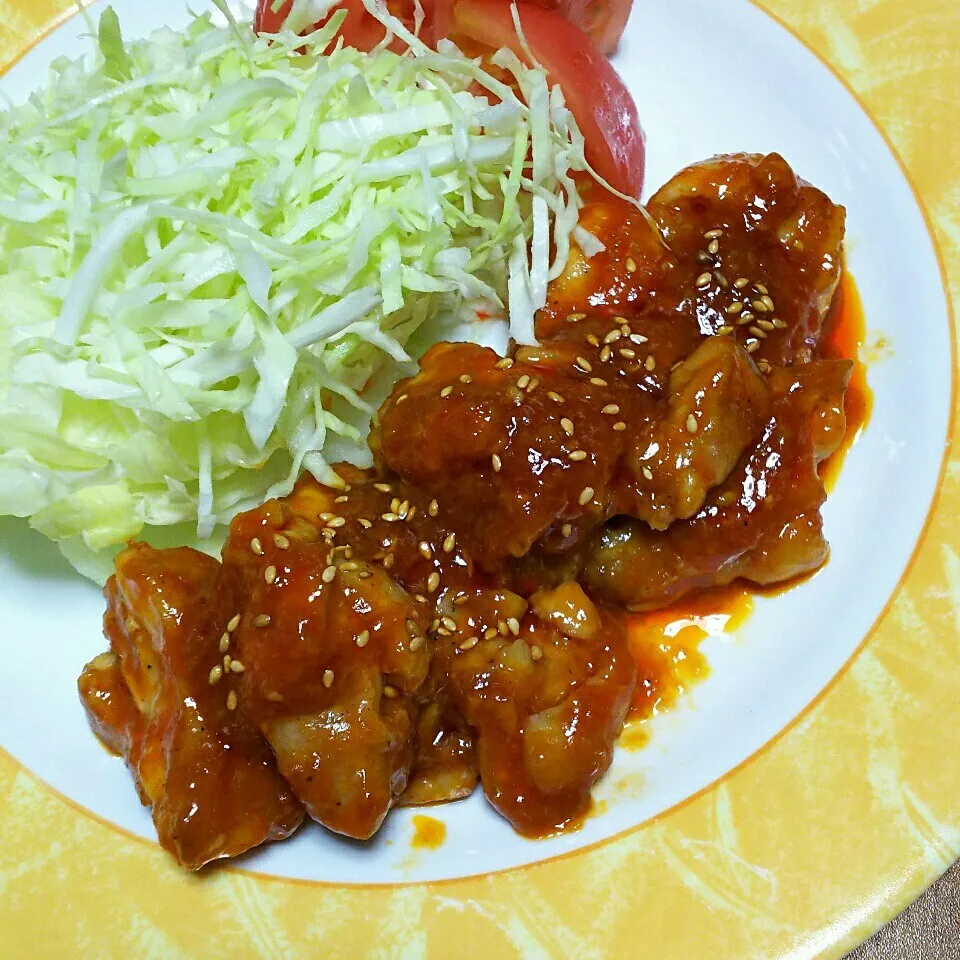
[447,0,644,197]
[512,0,631,54]
[254,0,425,52]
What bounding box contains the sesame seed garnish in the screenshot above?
[686,414,698,434]
[630,333,648,345]
[497,620,509,636]
[442,616,457,633]
[734,277,749,290]
[208,665,223,685]
[516,374,531,389]
[223,654,232,671]
[715,271,728,288]
[390,497,402,513]
[613,421,627,432]
[600,345,613,362]
[575,356,593,373]
[695,272,712,288]
[589,377,608,387]
[707,239,720,256]
[459,374,473,384]
[253,613,272,628]
[383,554,395,569]
[560,417,575,436]
[761,295,775,312]
[339,561,359,572]
[586,333,600,347]
[567,313,585,322]
[569,450,588,462]
[749,326,768,339]
[395,393,408,404]
[322,565,337,583]
[704,229,723,240]
[327,516,346,529]
[219,632,230,654]
[697,251,713,264]
[642,466,654,480]
[530,645,544,662]
[334,495,349,504]
[374,482,392,493]
[428,499,439,517]
[406,618,420,636]
[738,311,755,325]
[323,669,334,689]
[507,617,521,635]
[356,630,370,649]
[751,299,769,313]
[264,565,277,585]
[427,572,440,592]
[602,404,620,415]
[459,636,479,651]
[383,684,399,698]
[381,512,399,522]
[419,541,433,559]
[410,635,425,652]
[491,454,502,473]
[726,302,744,315]
[495,357,515,370]
[619,348,636,359]
[746,340,761,354]
[625,257,637,273]
[644,355,656,372]
[484,627,498,640]
[561,523,573,537]
[547,391,565,404]
[757,318,776,332]
[251,537,263,556]
[579,486,594,506]
[755,283,769,295]
[226,690,238,711]
[717,324,734,336]
[443,532,456,553]
[358,518,373,529]
[620,324,631,335]
[604,330,621,344]
[526,377,539,393]
[454,592,469,605]
[230,660,245,674]
[273,534,290,550]
[227,614,241,633]
[440,385,453,398]
[772,317,787,329]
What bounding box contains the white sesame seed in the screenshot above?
[619,348,637,359]
[507,617,521,636]
[427,572,440,592]
[586,333,600,347]
[228,614,242,633]
[752,299,769,313]
[530,644,544,662]
[644,355,656,372]
[358,518,373,529]
[327,516,346,529]
[707,239,720,255]
[356,630,370,648]
[773,317,787,329]
[459,636,479,651]
[560,417,575,436]
[334,495,349,504]
[382,512,399,522]
[419,541,432,559]
[589,377,608,387]
[734,277,749,290]
[440,385,453,398]
[567,312,585,323]
[569,450,588,462]
[383,684,399,698]
[264,565,277,585]
[323,669,334,689]
[223,654,232,670]
[579,486,595,506]
[547,391,565,404]
[251,537,263,556]
[686,414,698,434]
[495,357,515,370]
[602,404,620,415]
[746,340,761,353]
[410,635,425,652]
[696,272,712,288]
[604,330,621,344]
[428,499,439,517]
[443,533,456,553]
[322,565,337,583]
[755,283,769,295]
[642,466,654,480]
[374,482,392,493]
[613,421,627,432]
[625,257,637,273]
[726,302,744,315]
[230,660,245,673]
[253,614,272,628]
[491,454,502,473]
[219,633,230,654]
[272,534,290,550]
[561,523,573,537]
[442,616,457,632]
[226,690,238,711]
[208,665,223,685]
[575,356,593,373]
[516,374,531,389]
[460,374,473,384]
[600,345,613,362]
[630,333,648,344]
[704,228,723,240]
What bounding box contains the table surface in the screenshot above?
[845,860,960,959]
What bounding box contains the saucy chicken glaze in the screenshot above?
[79,153,856,869]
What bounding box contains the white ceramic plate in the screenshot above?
[0,0,950,886]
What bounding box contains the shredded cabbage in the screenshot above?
[0,3,597,580]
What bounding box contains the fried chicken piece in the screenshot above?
[222,498,432,839]
[646,152,846,364]
[78,543,304,870]
[434,584,635,835]
[581,358,852,609]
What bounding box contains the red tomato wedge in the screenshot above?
[254,0,425,52]
[446,0,644,197]
[254,0,644,196]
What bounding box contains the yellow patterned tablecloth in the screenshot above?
[1,1,959,957]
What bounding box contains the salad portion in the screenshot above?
[0,0,640,578]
